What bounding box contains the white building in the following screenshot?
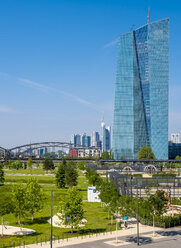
[171,133,180,144]
[77,147,101,158]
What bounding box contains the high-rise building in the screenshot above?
[171,133,180,144]
[112,18,169,160]
[71,134,81,147]
[101,118,111,152]
[91,131,100,147]
[81,133,91,147]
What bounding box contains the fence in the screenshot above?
[0,228,116,248]
[109,171,181,197]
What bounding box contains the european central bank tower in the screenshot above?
[112,18,169,160]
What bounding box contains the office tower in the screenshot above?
[71,134,81,147]
[171,133,180,144]
[81,133,91,147]
[92,131,100,147]
[101,117,111,152]
[112,18,169,160]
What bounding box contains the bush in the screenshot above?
[152,172,176,178]
[140,214,181,228]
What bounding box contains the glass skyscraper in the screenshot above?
[112,18,169,160]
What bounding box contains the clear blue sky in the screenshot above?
[0,0,181,148]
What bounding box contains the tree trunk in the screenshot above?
[71,226,73,233]
[115,220,118,243]
[1,216,3,236]
[32,213,34,221]
[111,216,113,225]
[153,215,155,236]
[18,215,21,226]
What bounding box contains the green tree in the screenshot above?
[65,162,78,188]
[26,178,45,221]
[175,155,181,160]
[59,187,84,233]
[56,163,66,188]
[148,190,168,235]
[23,162,27,169]
[62,157,67,166]
[99,181,119,220]
[101,151,110,160]
[85,168,102,187]
[88,171,102,186]
[27,158,33,169]
[0,164,4,185]
[138,146,156,160]
[0,198,13,236]
[77,161,85,170]
[12,160,23,170]
[12,185,27,225]
[43,158,55,171]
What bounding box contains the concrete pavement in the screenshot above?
[24,219,165,248]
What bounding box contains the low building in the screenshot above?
[77,147,101,158]
[69,149,78,157]
[168,143,181,159]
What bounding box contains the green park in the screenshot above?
[0,147,181,247]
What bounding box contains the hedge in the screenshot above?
[139,214,181,228]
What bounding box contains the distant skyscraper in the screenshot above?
[171,133,180,144]
[101,117,111,152]
[112,18,169,160]
[92,131,100,147]
[71,134,81,147]
[81,133,91,147]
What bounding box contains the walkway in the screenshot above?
[25,219,165,248]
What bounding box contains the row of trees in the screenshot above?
[0,178,45,230]
[86,167,170,231]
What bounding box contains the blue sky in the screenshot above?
[0,0,181,148]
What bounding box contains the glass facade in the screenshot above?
[112,18,169,160]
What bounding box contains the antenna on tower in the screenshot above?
[147,7,150,24]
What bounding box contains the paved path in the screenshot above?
[24,219,165,248]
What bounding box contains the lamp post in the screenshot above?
[136,186,139,246]
[50,191,56,248]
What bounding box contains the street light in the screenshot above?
[136,186,139,246]
[50,191,56,248]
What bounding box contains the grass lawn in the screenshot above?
[0,174,119,247]
[4,175,56,184]
[4,168,50,175]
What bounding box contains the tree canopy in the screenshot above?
[56,163,66,188]
[0,163,4,185]
[43,158,55,171]
[65,162,78,188]
[85,168,102,186]
[59,187,84,233]
[26,178,45,220]
[138,146,156,160]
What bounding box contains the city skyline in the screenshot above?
[0,0,181,148]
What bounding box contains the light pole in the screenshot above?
[50,191,56,248]
[136,186,139,246]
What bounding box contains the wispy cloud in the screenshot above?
[0,106,16,113]
[17,77,92,106]
[0,72,110,112]
[103,38,118,49]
